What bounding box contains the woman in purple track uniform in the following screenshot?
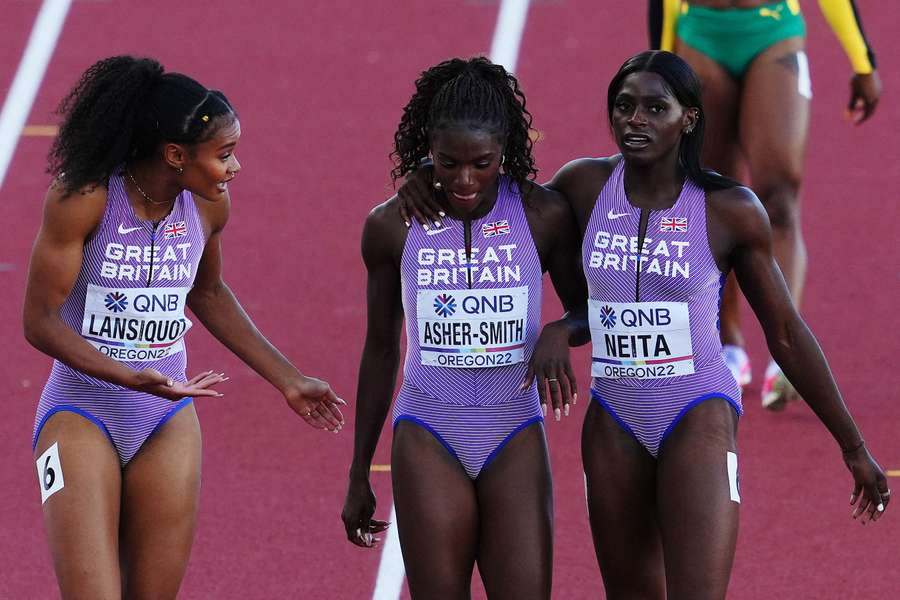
[24,56,345,599]
[341,57,587,599]
[551,50,889,599]
[397,50,890,599]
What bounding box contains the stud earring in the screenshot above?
[433,181,442,190]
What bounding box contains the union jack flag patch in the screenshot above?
[660,217,687,233]
[164,221,187,239]
[482,220,510,238]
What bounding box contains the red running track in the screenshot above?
[0,1,897,598]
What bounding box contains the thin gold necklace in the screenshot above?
[126,168,170,205]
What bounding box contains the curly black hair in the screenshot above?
[391,56,537,190]
[48,55,236,195]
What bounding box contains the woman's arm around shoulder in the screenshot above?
[545,156,619,234]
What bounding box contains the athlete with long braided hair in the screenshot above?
[341,56,587,599]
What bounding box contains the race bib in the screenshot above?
[417,286,528,369]
[589,300,694,379]
[81,284,192,362]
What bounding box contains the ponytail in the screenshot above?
[48,55,235,195]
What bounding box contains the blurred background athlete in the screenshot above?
[648,0,880,409]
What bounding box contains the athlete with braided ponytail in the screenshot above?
[341,57,587,599]
[24,56,345,598]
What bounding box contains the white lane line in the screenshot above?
[371,504,403,600]
[489,0,531,73]
[0,0,72,191]
[370,2,532,598]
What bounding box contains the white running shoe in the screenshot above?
[761,361,799,411]
[722,345,752,387]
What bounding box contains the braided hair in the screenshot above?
[48,55,235,195]
[391,56,536,190]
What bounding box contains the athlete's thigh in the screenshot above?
[656,399,740,600]
[392,420,478,600]
[581,401,665,600]
[739,37,810,188]
[675,39,743,177]
[35,411,122,600]
[475,422,552,600]
[120,403,201,600]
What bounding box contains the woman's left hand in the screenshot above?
[844,443,890,523]
[283,376,347,432]
[521,321,577,421]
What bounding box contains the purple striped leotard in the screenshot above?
[393,177,543,479]
[33,170,206,464]
[583,159,741,457]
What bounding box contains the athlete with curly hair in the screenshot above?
[341,56,587,599]
[25,55,345,599]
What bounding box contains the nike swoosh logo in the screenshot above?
[607,209,630,220]
[118,224,142,234]
[426,226,452,236]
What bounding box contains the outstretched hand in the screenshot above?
[846,71,880,125]
[133,368,227,401]
[342,476,390,548]
[283,375,347,432]
[844,443,890,523]
[396,165,444,229]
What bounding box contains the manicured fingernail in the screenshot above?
[433,220,441,227]
[554,408,561,421]
[572,393,577,405]
[166,379,174,387]
[877,503,884,512]
[564,404,570,417]
[438,211,446,217]
[422,223,429,231]
[405,221,411,228]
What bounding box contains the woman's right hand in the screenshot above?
[342,476,390,548]
[397,165,445,229]
[132,368,227,401]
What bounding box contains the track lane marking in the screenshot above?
[0,0,72,190]
[22,124,58,137]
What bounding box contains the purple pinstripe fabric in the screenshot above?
[33,170,206,464]
[583,159,741,457]
[393,177,543,478]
